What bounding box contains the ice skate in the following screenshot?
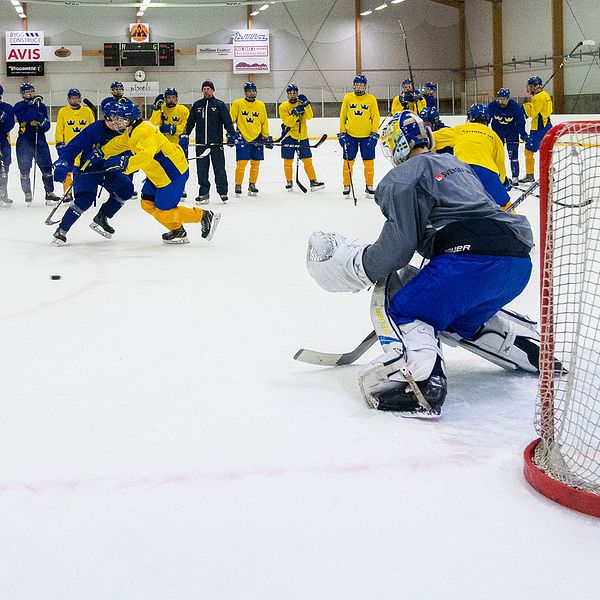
[200,210,221,241]
[0,191,13,208]
[235,184,242,198]
[342,186,351,197]
[24,192,33,205]
[89,212,115,239]
[310,180,325,191]
[519,174,535,184]
[248,183,258,197]
[195,194,209,205]
[220,194,228,203]
[162,226,189,245]
[365,185,375,199]
[52,228,67,246]
[285,181,293,191]
[45,191,62,206]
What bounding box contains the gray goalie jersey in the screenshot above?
[362,152,534,283]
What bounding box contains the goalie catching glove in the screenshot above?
[306,231,374,293]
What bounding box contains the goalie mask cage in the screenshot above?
[524,121,600,518]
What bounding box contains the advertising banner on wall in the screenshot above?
[40,46,82,62]
[196,45,234,60]
[6,30,44,61]
[232,29,270,74]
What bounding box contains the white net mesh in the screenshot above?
[534,121,600,495]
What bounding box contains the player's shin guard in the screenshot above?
[284,159,293,182]
[235,160,248,186]
[342,159,355,186]
[363,159,375,187]
[439,309,541,372]
[249,160,260,185]
[525,149,535,176]
[302,158,317,180]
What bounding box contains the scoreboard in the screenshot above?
[103,42,175,67]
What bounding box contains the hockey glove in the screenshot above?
[38,117,51,133]
[298,94,310,106]
[55,142,66,156]
[366,132,380,151]
[503,176,512,192]
[337,132,348,148]
[33,95,44,105]
[52,159,70,184]
[159,123,177,136]
[306,231,373,293]
[104,155,129,173]
[226,132,238,147]
[401,92,415,104]
[264,135,274,149]
[291,105,305,117]
[179,134,189,155]
[152,94,165,111]
[86,147,105,165]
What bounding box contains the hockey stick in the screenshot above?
[342,141,357,206]
[399,21,416,89]
[294,115,308,193]
[294,330,378,367]
[542,40,596,90]
[82,98,98,120]
[504,180,540,212]
[187,148,211,162]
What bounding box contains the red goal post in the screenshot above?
[523,120,600,518]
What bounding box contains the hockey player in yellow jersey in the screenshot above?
[391,79,426,116]
[520,75,553,183]
[98,103,220,245]
[338,74,380,199]
[278,84,324,192]
[433,103,511,208]
[230,82,272,197]
[55,88,95,195]
[150,88,190,199]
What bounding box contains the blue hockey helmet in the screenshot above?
[353,74,367,86]
[419,107,440,123]
[113,101,140,121]
[110,81,124,91]
[497,87,510,98]
[67,88,81,98]
[244,81,257,92]
[527,76,543,87]
[380,110,432,166]
[467,102,490,124]
[20,83,35,95]
[402,78,413,86]
[102,99,120,119]
[164,87,178,97]
[286,83,299,94]
[423,82,437,91]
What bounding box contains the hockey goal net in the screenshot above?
[524,121,600,517]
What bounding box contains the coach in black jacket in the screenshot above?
[185,80,237,203]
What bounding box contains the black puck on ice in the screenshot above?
[50,275,62,280]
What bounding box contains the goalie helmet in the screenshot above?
[497,87,510,98]
[527,76,543,87]
[380,110,432,166]
[467,102,490,125]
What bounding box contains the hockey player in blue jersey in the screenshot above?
[100,82,130,112]
[50,100,134,246]
[0,84,16,207]
[488,88,528,185]
[306,110,538,417]
[13,84,61,205]
[422,82,437,109]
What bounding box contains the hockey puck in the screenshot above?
[50,275,62,280]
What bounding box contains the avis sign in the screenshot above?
[6,30,44,61]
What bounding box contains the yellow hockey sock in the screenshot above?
[302,158,316,180]
[343,159,355,186]
[249,160,260,184]
[235,160,248,186]
[284,159,293,181]
[363,159,375,187]
[525,149,535,175]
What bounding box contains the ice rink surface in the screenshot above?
[1,142,598,599]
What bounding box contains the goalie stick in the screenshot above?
[294,330,378,366]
